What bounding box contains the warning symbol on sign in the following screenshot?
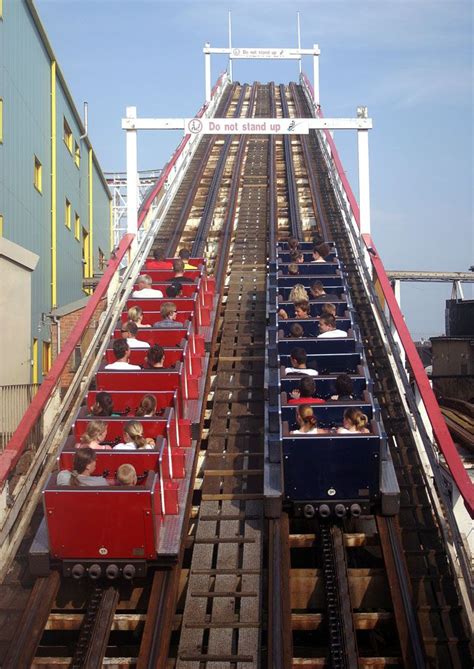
[188,118,203,134]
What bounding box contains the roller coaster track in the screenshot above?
[2,81,472,669]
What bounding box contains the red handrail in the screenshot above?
[0,72,228,485]
[301,71,473,514]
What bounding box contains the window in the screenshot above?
[0,99,3,143]
[34,156,42,193]
[32,339,38,384]
[42,341,51,375]
[0,215,3,237]
[74,212,80,240]
[63,118,73,153]
[65,199,71,228]
[74,141,80,167]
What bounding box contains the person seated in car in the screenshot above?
[178,248,198,269]
[153,302,182,328]
[279,300,310,321]
[143,344,167,369]
[135,394,158,417]
[290,405,328,434]
[89,391,121,417]
[104,339,141,370]
[330,374,355,401]
[285,347,318,377]
[76,420,111,450]
[288,284,309,303]
[57,447,108,486]
[116,463,138,486]
[165,281,182,298]
[311,242,332,263]
[113,421,155,450]
[287,262,299,276]
[317,314,348,338]
[337,408,370,434]
[309,280,327,300]
[287,236,300,252]
[320,302,337,317]
[128,305,151,328]
[145,248,173,270]
[288,377,326,404]
[132,274,163,298]
[121,321,150,348]
[172,258,195,284]
[289,250,305,264]
[288,323,304,339]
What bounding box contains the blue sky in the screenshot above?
[36,0,473,339]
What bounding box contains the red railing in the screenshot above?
[301,72,473,515]
[0,72,228,486]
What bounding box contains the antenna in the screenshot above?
[228,11,233,82]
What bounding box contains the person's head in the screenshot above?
[136,274,153,290]
[287,263,299,276]
[289,323,304,338]
[294,301,310,319]
[121,321,139,339]
[166,282,182,298]
[79,420,107,446]
[313,242,331,260]
[112,338,130,362]
[178,248,191,261]
[310,280,326,298]
[343,408,369,433]
[91,391,114,417]
[117,463,138,486]
[296,404,318,430]
[160,302,177,321]
[334,374,353,398]
[152,248,166,262]
[136,394,157,417]
[70,447,97,486]
[287,236,300,251]
[290,250,304,264]
[298,376,316,398]
[128,306,144,324]
[321,303,337,317]
[146,344,165,368]
[289,347,307,368]
[173,258,185,275]
[289,284,309,303]
[319,314,337,333]
[123,420,148,449]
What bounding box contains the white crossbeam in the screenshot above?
[122,117,372,132]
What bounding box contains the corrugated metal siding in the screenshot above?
[0,0,112,379]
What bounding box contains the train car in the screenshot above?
[29,259,216,580]
[266,239,400,519]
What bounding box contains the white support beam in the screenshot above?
[357,124,371,237]
[125,106,138,235]
[313,44,320,105]
[204,42,211,102]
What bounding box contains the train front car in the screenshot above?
[266,239,400,520]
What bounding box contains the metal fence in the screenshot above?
[0,384,40,451]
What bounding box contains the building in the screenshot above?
[0,0,112,384]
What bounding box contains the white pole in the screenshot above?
[313,45,319,106]
[228,12,233,82]
[357,126,371,236]
[126,106,138,235]
[297,13,302,75]
[204,42,212,103]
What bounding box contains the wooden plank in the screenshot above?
[83,586,119,669]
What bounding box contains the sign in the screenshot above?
[185,117,309,135]
[231,47,300,60]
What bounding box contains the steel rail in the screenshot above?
[191,84,249,257]
[279,83,303,240]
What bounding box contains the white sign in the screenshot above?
[185,117,309,135]
[231,47,300,60]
